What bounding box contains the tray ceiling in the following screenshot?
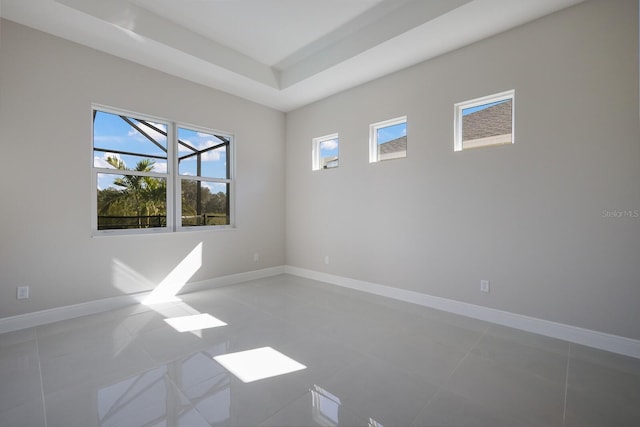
[1,0,583,111]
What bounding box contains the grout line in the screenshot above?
[408,327,488,427]
[34,329,48,427]
[450,326,488,380]
[562,343,571,427]
[286,267,640,360]
[407,386,444,427]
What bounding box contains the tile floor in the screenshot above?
[1,274,639,427]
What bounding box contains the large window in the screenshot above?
[454,90,514,151]
[92,106,233,234]
[369,116,407,162]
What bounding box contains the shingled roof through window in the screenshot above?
[463,99,512,141]
[379,136,407,155]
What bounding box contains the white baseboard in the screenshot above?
[0,293,146,335]
[284,266,640,359]
[4,264,638,359]
[0,266,285,335]
[180,266,285,293]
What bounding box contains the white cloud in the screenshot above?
[202,149,222,162]
[202,182,226,193]
[94,156,112,169]
[320,139,338,150]
[180,142,225,162]
[152,162,167,173]
[94,152,121,169]
[179,139,196,153]
[128,121,167,145]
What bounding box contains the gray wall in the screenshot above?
[0,20,286,318]
[285,0,640,339]
[1,1,639,341]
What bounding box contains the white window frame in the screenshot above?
[369,116,407,163]
[454,90,515,152]
[91,104,235,235]
[312,133,339,171]
[176,122,235,232]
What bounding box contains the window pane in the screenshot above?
[377,122,406,160]
[97,173,167,230]
[178,127,229,179]
[93,111,168,172]
[181,180,229,227]
[319,137,338,169]
[462,98,512,149]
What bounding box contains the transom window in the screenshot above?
[454,90,515,151]
[369,116,407,162]
[312,133,339,170]
[92,106,233,234]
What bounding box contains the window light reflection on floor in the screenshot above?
[311,384,341,425]
[164,313,227,333]
[213,347,306,383]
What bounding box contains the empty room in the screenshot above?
[1,0,639,426]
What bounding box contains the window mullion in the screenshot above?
[94,168,166,178]
[168,122,178,232]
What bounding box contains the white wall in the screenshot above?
[0,20,286,318]
[285,0,640,340]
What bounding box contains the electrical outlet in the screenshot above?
[324,255,330,265]
[480,280,490,293]
[17,286,29,300]
[253,252,260,262]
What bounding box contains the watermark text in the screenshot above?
[601,209,639,218]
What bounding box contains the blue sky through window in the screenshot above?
[177,127,228,179]
[319,137,338,159]
[377,122,406,145]
[462,99,509,116]
[93,111,168,190]
[93,111,167,168]
[94,111,229,189]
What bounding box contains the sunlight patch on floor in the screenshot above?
[214,347,306,383]
[164,313,227,333]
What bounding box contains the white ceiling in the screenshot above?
[1,0,583,112]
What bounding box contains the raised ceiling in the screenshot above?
[1,0,583,111]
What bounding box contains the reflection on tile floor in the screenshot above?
[1,274,639,426]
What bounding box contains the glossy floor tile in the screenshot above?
[1,274,639,426]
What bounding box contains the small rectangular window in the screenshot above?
[454,90,514,151]
[369,116,407,162]
[312,133,339,170]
